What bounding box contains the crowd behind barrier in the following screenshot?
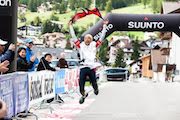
[0,68,80,119]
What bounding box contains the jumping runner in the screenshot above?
[69,20,108,104]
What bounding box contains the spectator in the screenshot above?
[57,52,68,68]
[37,53,56,71]
[17,47,35,71]
[0,38,15,62]
[0,99,7,119]
[25,38,39,71]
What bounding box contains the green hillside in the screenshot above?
[112,4,153,14]
[18,3,153,40]
[19,3,153,26]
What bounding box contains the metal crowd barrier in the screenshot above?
[0,68,80,120]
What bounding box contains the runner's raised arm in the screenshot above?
[96,20,109,48]
[69,21,81,48]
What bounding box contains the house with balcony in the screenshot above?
[161,1,180,81]
[41,32,67,48]
[138,1,180,81]
[108,36,133,65]
[18,25,42,36]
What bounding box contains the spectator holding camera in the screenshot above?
[0,38,15,62]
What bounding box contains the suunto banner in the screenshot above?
[82,13,180,41]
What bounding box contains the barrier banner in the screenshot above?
[28,71,55,105]
[65,69,79,92]
[65,69,72,92]
[0,73,15,118]
[13,72,29,115]
[28,72,43,105]
[55,70,66,94]
[73,68,79,89]
[42,71,55,100]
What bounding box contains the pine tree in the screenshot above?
[59,0,68,13]
[151,0,162,13]
[19,0,29,5]
[96,0,108,10]
[37,0,42,7]
[65,40,72,50]
[142,0,148,8]
[112,0,127,9]
[105,0,113,13]
[34,0,38,11]
[28,0,37,12]
[42,20,53,34]
[131,40,140,61]
[53,24,61,32]
[99,39,109,65]
[69,0,76,10]
[50,13,59,21]
[53,0,67,14]
[19,13,26,22]
[85,0,92,8]
[34,16,42,26]
[114,48,126,68]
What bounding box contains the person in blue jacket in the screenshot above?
[25,38,39,71]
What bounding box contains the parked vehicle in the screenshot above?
[67,59,80,68]
[50,59,80,69]
[104,68,129,81]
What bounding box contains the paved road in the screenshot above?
[74,82,180,120]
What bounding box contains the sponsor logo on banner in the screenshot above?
[44,73,54,95]
[0,0,11,6]
[128,21,165,29]
[43,71,55,100]
[29,75,42,101]
[94,24,114,41]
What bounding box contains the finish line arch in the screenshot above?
[82,13,180,41]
